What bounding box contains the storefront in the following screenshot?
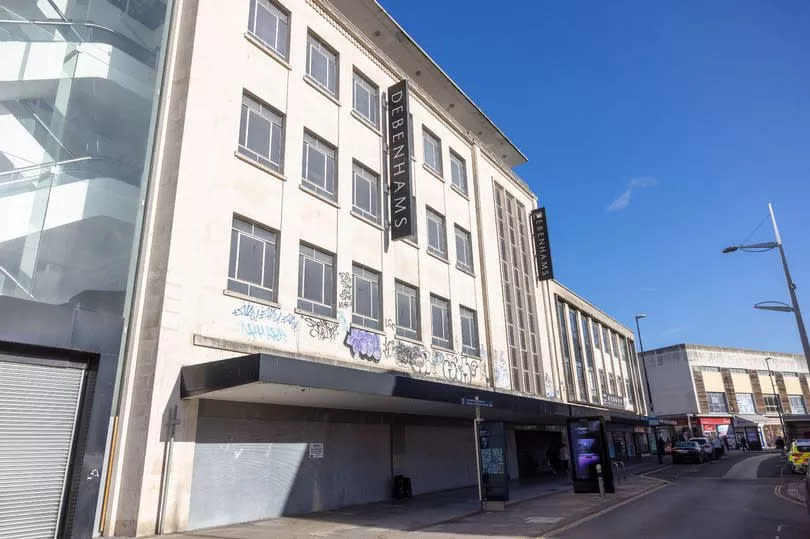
[606,417,650,460]
[698,417,733,439]
[784,415,810,441]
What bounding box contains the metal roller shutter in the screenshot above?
[0,359,85,539]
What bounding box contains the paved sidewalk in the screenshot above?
[157,474,664,539]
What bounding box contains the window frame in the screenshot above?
[763,394,781,414]
[706,391,728,413]
[306,31,338,96]
[227,216,279,302]
[788,395,807,414]
[449,149,468,193]
[297,243,335,317]
[301,130,337,201]
[422,127,443,176]
[351,160,380,223]
[247,0,290,60]
[735,393,757,414]
[454,225,474,273]
[351,263,381,330]
[430,294,452,349]
[352,69,379,127]
[394,280,420,340]
[238,92,285,172]
[460,306,479,356]
[426,207,448,259]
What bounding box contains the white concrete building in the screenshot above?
[0,0,645,535]
[643,344,810,448]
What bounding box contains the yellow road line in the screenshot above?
[536,482,670,538]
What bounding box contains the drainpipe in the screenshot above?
[469,142,495,388]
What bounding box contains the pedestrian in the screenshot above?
[656,436,665,464]
[547,443,560,476]
[711,436,723,459]
[775,436,785,456]
[723,436,730,450]
[559,442,570,473]
[740,435,748,453]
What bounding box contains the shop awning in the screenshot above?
[733,414,779,427]
[180,353,643,425]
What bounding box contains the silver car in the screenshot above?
[689,437,715,461]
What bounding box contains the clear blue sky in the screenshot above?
[380,0,810,353]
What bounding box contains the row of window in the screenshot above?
[707,391,807,415]
[246,0,471,195]
[228,216,480,354]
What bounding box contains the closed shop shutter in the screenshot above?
[0,358,85,539]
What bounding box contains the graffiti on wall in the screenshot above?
[232,302,298,342]
[302,316,339,341]
[544,372,555,398]
[433,349,481,384]
[338,272,352,309]
[344,328,382,362]
[385,338,435,376]
[493,350,510,389]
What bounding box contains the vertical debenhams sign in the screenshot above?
[531,207,554,281]
[387,80,413,240]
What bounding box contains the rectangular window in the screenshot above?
[706,392,728,413]
[430,295,451,348]
[302,131,336,200]
[352,71,378,126]
[789,395,807,414]
[763,394,781,414]
[569,309,588,402]
[454,225,474,273]
[599,370,607,395]
[426,208,447,258]
[450,150,467,193]
[593,321,601,350]
[556,300,575,398]
[227,216,278,302]
[238,93,284,171]
[736,393,756,414]
[422,128,442,175]
[352,264,380,330]
[297,244,334,317]
[460,307,479,356]
[306,33,338,95]
[248,0,289,59]
[602,325,610,352]
[395,281,419,339]
[352,162,380,223]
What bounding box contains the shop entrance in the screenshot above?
[514,429,561,477]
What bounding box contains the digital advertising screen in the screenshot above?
[567,417,615,493]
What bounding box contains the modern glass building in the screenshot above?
[0,1,172,536]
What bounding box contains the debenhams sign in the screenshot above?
[387,80,413,240]
[531,207,554,281]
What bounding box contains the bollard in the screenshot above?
[596,464,605,497]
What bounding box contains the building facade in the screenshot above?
[643,344,810,448]
[1,1,649,536]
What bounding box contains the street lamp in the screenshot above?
[764,356,789,448]
[722,203,810,374]
[634,314,654,414]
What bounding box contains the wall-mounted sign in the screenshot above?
[387,80,413,240]
[309,442,324,459]
[530,207,554,281]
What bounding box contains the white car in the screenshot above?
[689,437,714,460]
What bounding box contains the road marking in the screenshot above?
[640,465,673,484]
[773,484,805,507]
[777,524,783,531]
[526,517,563,524]
[536,482,670,538]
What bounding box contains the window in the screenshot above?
[306,33,337,95]
[569,309,588,402]
[297,244,334,317]
[460,307,479,356]
[593,321,601,350]
[450,150,467,193]
[430,295,451,348]
[599,370,607,394]
[736,393,756,414]
[352,265,380,329]
[227,217,278,302]
[789,395,807,414]
[454,226,474,273]
[706,392,728,413]
[556,300,575,398]
[248,0,288,59]
[352,71,378,126]
[395,281,419,339]
[426,208,447,258]
[763,394,781,414]
[302,131,336,200]
[238,93,284,171]
[422,128,442,175]
[602,325,610,352]
[701,366,720,372]
[352,162,379,222]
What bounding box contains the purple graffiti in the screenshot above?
[345,328,382,362]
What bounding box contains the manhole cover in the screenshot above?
[526,517,563,524]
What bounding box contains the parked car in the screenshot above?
[673,441,706,464]
[689,437,714,460]
[787,439,810,474]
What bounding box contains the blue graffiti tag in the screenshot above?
[344,328,382,362]
[240,321,287,342]
[231,302,299,330]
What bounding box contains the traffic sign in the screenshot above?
[461,397,493,407]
